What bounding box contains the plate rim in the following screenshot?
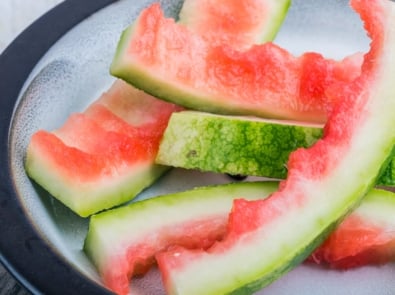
[0,0,118,294]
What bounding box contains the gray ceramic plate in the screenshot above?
[2,0,395,294]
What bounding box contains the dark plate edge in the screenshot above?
[0,1,118,294]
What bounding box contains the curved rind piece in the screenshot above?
[84,181,278,295]
[155,0,395,294]
[25,81,177,217]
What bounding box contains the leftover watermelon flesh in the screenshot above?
[155,0,395,294]
[25,81,180,217]
[110,4,361,123]
[309,188,395,269]
[84,182,278,295]
[178,0,291,49]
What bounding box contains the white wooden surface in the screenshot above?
[0,0,63,52]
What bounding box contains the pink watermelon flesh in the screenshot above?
[111,4,362,123]
[54,113,150,160]
[155,0,395,293]
[309,189,395,269]
[178,0,290,49]
[28,131,107,182]
[102,216,226,294]
[25,80,181,217]
[310,217,395,269]
[87,80,181,128]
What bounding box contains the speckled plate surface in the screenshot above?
[1,0,395,294]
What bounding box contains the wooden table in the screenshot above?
[0,1,63,293]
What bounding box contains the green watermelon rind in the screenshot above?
[156,111,323,179]
[25,146,169,217]
[260,0,292,42]
[352,187,395,222]
[83,181,278,285]
[377,157,395,186]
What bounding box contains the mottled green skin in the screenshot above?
[156,111,323,179]
[378,157,395,186]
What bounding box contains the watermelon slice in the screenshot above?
[156,110,395,186]
[178,0,291,49]
[110,4,361,123]
[154,0,395,293]
[84,181,278,295]
[25,80,181,217]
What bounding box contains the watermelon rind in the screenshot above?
[377,157,395,186]
[156,110,323,179]
[348,188,395,226]
[25,146,169,217]
[25,80,177,217]
[83,181,278,294]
